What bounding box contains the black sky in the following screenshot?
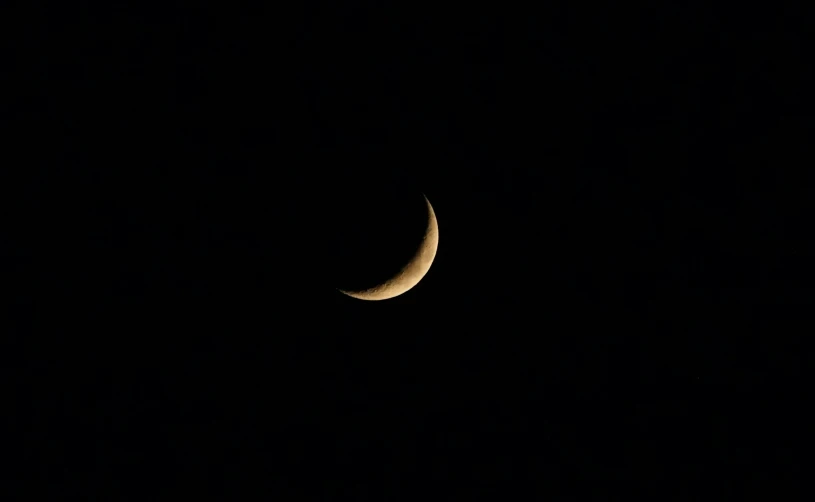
[3,2,811,499]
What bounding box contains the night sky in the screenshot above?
[4,3,810,499]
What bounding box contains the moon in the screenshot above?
[339,195,439,301]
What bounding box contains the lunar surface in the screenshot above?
[339,195,439,301]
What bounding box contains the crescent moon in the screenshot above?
[339,195,439,301]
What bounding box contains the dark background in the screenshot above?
[2,2,810,499]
